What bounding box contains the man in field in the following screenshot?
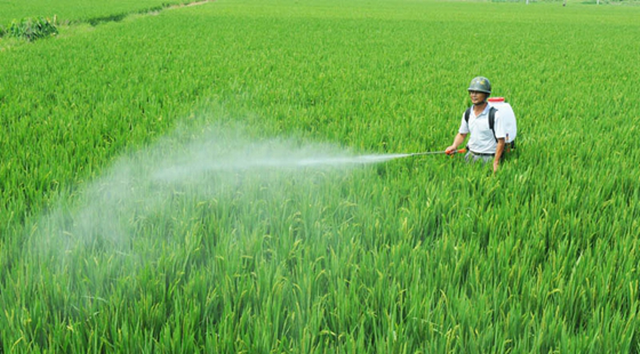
[445,76,506,172]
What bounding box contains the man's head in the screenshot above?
[468,76,491,105]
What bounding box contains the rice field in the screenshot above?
[0,0,195,25]
[1,0,639,352]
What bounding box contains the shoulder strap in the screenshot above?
[489,107,497,142]
[466,107,498,142]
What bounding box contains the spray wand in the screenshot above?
[296,148,469,166]
[403,148,467,158]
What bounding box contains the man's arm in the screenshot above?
[446,133,467,155]
[493,138,505,172]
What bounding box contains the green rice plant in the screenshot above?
[0,0,192,25]
[1,0,640,352]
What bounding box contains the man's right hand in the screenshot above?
[445,146,457,155]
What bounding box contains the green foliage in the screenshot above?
[0,0,189,25]
[1,0,639,352]
[6,16,58,41]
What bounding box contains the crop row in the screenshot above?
[1,0,639,352]
[0,0,198,25]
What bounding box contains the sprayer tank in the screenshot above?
[488,97,517,143]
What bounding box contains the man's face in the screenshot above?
[469,91,487,105]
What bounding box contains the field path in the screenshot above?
[167,0,215,10]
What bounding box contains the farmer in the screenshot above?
[445,76,506,172]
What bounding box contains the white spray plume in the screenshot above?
[29,123,408,269]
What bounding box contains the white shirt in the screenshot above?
[458,105,506,154]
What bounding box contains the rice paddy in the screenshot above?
[1,0,639,352]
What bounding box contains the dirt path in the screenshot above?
[167,0,214,10]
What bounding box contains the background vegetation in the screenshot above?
[0,0,195,25]
[1,0,639,352]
